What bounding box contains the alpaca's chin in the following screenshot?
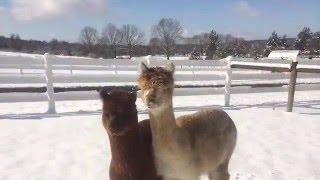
[107,128,121,135]
[107,127,130,136]
[147,104,167,113]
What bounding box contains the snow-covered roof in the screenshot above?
[268,50,300,61]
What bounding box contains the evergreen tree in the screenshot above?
[189,47,201,60]
[310,32,320,54]
[280,34,289,49]
[264,31,282,56]
[316,32,320,54]
[231,38,249,57]
[266,31,282,49]
[206,30,220,59]
[249,45,263,59]
[216,44,233,58]
[294,27,313,51]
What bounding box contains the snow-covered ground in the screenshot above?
[1,51,320,179]
[1,90,320,180]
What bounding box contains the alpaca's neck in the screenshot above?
[149,101,177,136]
[108,124,142,165]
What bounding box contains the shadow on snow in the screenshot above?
[0,100,319,120]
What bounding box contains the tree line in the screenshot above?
[0,18,319,59]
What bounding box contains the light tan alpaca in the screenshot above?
[137,62,237,180]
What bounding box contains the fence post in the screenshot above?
[287,60,298,112]
[224,56,233,106]
[43,53,56,114]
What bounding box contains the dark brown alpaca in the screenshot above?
[100,89,160,180]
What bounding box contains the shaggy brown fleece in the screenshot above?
[137,67,174,89]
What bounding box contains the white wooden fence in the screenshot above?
[224,51,320,112]
[0,52,320,113]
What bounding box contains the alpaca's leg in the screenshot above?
[208,160,230,180]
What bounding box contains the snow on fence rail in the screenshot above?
[0,51,320,113]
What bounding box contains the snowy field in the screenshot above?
[1,51,320,179]
[1,90,320,180]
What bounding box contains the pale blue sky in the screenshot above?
[0,0,319,42]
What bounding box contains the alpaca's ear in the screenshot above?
[139,62,148,73]
[99,89,110,100]
[165,62,175,73]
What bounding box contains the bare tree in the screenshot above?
[149,37,161,55]
[79,26,98,53]
[101,23,122,58]
[119,24,144,58]
[152,18,183,60]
